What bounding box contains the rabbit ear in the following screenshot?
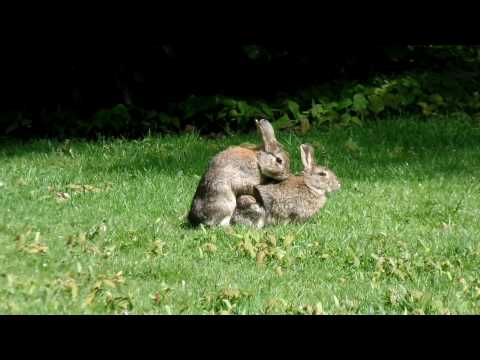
[300,144,315,171]
[256,119,279,153]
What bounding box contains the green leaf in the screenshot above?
[367,95,385,114]
[340,113,351,123]
[397,91,417,106]
[353,84,367,93]
[228,109,239,118]
[221,98,237,108]
[258,102,274,119]
[243,45,261,60]
[327,101,339,111]
[352,94,368,112]
[287,100,301,118]
[324,111,339,123]
[417,101,435,116]
[111,104,129,116]
[237,101,249,116]
[350,116,363,126]
[310,104,327,120]
[299,116,311,134]
[272,114,292,129]
[336,98,353,110]
[384,93,401,109]
[429,94,444,105]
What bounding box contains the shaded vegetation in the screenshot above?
[2,45,480,138]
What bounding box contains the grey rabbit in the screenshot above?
[188,119,290,227]
[232,144,340,227]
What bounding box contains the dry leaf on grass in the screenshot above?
[16,231,48,254]
[55,192,71,202]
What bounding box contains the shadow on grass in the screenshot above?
[100,117,480,182]
[2,117,480,182]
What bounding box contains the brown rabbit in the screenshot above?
[188,119,290,227]
[232,144,340,227]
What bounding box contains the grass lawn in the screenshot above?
[1,115,480,314]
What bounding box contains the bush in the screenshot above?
[2,45,480,138]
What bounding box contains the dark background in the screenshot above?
[1,9,478,138]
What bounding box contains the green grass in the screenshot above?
[1,115,480,314]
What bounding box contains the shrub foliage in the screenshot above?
[2,45,480,138]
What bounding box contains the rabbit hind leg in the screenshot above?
[205,188,237,227]
[232,196,266,228]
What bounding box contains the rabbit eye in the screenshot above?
[276,157,283,164]
[318,171,327,176]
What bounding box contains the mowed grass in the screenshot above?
[1,115,480,314]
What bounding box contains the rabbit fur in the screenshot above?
[232,144,340,227]
[188,119,290,227]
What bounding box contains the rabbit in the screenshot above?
[232,144,340,227]
[188,119,291,227]
[232,194,266,228]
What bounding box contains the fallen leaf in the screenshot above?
[16,178,27,186]
[66,184,102,193]
[151,292,163,305]
[84,292,96,306]
[240,239,256,258]
[64,279,79,299]
[256,250,267,265]
[313,302,325,315]
[98,223,108,234]
[283,234,294,248]
[56,192,71,202]
[202,243,217,253]
[6,274,16,288]
[87,244,101,255]
[267,234,277,247]
[103,279,117,288]
[15,234,26,250]
[105,291,114,303]
[441,222,455,232]
[83,184,102,193]
[333,295,341,308]
[22,243,48,254]
[410,290,424,301]
[78,232,87,244]
[265,298,287,313]
[221,287,241,301]
[93,281,103,291]
[114,271,125,284]
[272,247,286,260]
[275,266,283,277]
